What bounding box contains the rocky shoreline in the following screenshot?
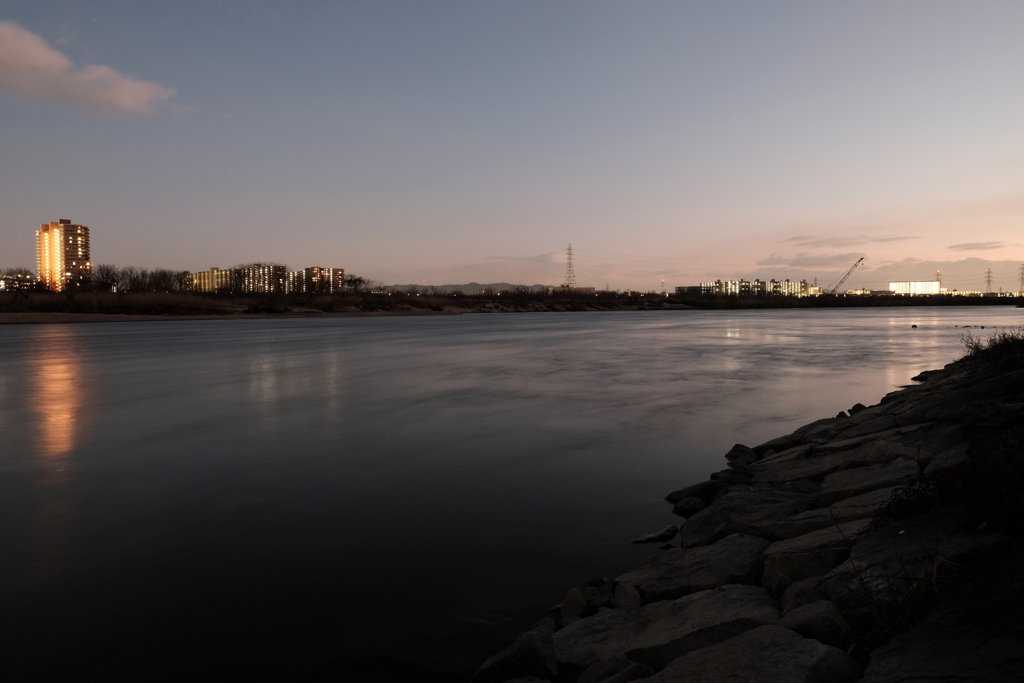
[471,357,1024,682]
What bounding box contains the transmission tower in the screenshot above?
[935,270,941,284]
[985,268,994,294]
[1018,264,1024,295]
[563,244,576,288]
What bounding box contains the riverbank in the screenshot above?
[1,291,1020,325]
[471,334,1024,682]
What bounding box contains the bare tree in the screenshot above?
[93,264,119,292]
[118,266,149,292]
[148,268,180,292]
[3,267,34,277]
[344,274,366,293]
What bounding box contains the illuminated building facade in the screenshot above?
[242,263,286,293]
[889,281,942,296]
[285,267,345,294]
[0,273,39,291]
[185,267,241,292]
[36,219,92,291]
[699,279,814,296]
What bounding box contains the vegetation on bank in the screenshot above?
[1,287,1022,318]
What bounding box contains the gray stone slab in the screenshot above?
[786,486,898,530]
[578,657,654,683]
[861,584,1024,683]
[820,506,1009,615]
[552,584,779,671]
[819,456,918,506]
[781,600,856,651]
[762,520,868,588]
[679,486,819,548]
[645,625,861,683]
[617,533,770,602]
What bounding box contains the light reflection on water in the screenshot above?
[0,307,1021,679]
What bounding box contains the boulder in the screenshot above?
[552,584,779,671]
[781,575,828,614]
[611,583,642,611]
[472,629,558,683]
[679,485,819,548]
[780,600,856,651]
[710,467,751,486]
[819,456,919,506]
[617,533,770,602]
[749,438,913,486]
[752,432,802,457]
[836,415,898,439]
[644,625,861,683]
[861,583,1024,682]
[761,520,868,588]
[670,497,705,518]
[848,403,867,415]
[664,480,727,505]
[782,486,898,537]
[819,506,1009,620]
[631,525,678,544]
[560,587,590,625]
[578,657,654,683]
[724,443,758,467]
[923,441,969,475]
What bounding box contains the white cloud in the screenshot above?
[0,20,175,115]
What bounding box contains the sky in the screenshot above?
[2,2,1024,292]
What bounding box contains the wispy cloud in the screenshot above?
[757,252,866,268]
[0,20,175,115]
[786,234,919,248]
[948,241,1004,251]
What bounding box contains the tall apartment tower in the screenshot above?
[36,219,92,291]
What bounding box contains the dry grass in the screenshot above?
[958,326,1024,376]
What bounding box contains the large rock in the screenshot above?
[761,520,868,588]
[923,441,969,475]
[819,456,918,506]
[561,587,590,625]
[861,584,1024,682]
[616,533,770,602]
[472,628,558,683]
[781,600,856,651]
[578,657,654,683]
[724,443,758,467]
[781,575,828,614]
[670,497,705,518]
[644,625,861,683]
[552,584,779,671]
[631,525,678,544]
[679,483,819,548]
[664,480,727,505]
[749,436,914,486]
[819,506,1009,621]
[781,486,898,537]
[834,415,898,439]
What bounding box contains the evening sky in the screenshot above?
[2,2,1023,291]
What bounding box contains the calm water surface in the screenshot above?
[1,308,1020,680]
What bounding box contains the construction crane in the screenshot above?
[824,258,865,295]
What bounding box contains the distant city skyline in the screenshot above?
[2,3,1024,291]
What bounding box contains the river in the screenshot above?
[0,307,1019,680]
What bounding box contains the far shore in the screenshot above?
[1,290,1020,325]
